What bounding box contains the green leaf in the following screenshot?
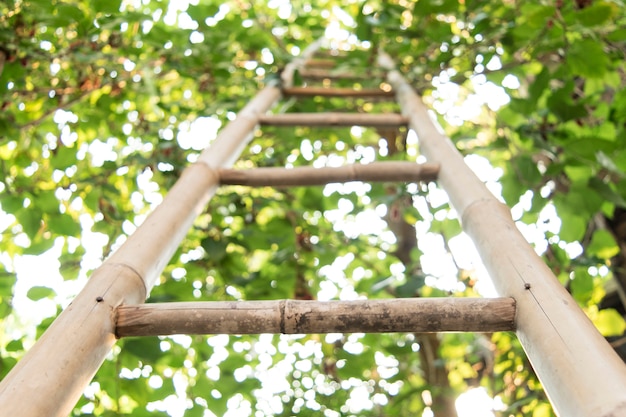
[93,0,122,15]
[565,139,618,162]
[0,302,12,319]
[5,339,23,352]
[22,236,56,255]
[528,66,551,102]
[186,4,220,23]
[570,267,594,305]
[589,177,626,208]
[0,196,24,214]
[514,155,542,186]
[607,28,626,42]
[575,2,614,27]
[122,337,163,363]
[201,237,227,262]
[593,308,626,337]
[0,271,16,296]
[546,88,587,122]
[596,151,625,178]
[36,190,61,214]
[555,210,587,242]
[51,145,78,170]
[15,208,43,239]
[27,286,55,301]
[587,229,619,259]
[51,4,86,27]
[567,39,610,78]
[46,213,81,236]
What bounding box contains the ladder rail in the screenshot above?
[378,51,626,417]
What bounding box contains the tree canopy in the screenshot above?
[1,0,626,416]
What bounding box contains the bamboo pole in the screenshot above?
[282,86,395,98]
[219,162,439,187]
[378,52,626,417]
[304,58,336,68]
[299,68,381,80]
[259,112,407,127]
[116,298,516,337]
[0,41,324,417]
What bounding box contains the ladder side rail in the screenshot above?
[0,42,322,417]
[378,52,626,417]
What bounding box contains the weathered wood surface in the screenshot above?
[282,86,395,98]
[116,298,517,337]
[219,162,439,187]
[259,112,407,127]
[298,68,383,80]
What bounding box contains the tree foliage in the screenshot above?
[1,0,625,416]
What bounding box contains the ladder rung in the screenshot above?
[304,58,337,68]
[282,86,395,98]
[299,69,382,81]
[219,162,439,187]
[314,50,350,59]
[115,298,517,337]
[259,112,408,128]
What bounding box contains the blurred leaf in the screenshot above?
[567,39,610,78]
[47,213,81,236]
[27,286,55,301]
[50,146,77,170]
[570,267,594,305]
[15,208,43,239]
[587,229,619,259]
[93,0,122,15]
[201,237,227,262]
[594,308,626,337]
[575,2,614,27]
[121,337,163,363]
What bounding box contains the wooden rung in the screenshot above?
[304,59,336,68]
[282,86,395,98]
[259,112,408,128]
[219,161,439,187]
[115,298,517,337]
[314,50,350,58]
[299,69,380,81]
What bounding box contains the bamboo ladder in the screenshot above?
[1,41,626,417]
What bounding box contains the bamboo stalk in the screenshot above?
[116,298,516,337]
[299,68,382,80]
[304,58,336,68]
[379,51,626,417]
[219,162,439,187]
[282,86,395,98]
[0,41,325,417]
[259,112,407,127]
